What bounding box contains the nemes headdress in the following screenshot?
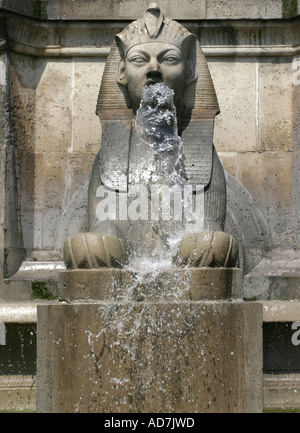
[97,4,220,191]
[115,3,196,58]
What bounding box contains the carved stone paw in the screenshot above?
[174,231,238,268]
[63,232,126,269]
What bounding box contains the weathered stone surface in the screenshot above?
[237,151,293,247]
[175,231,238,268]
[218,152,238,178]
[244,249,300,301]
[37,298,263,413]
[63,233,127,270]
[35,59,73,153]
[58,268,243,302]
[263,300,300,321]
[3,12,300,57]
[258,63,293,151]
[210,61,257,153]
[264,373,300,410]
[0,375,36,412]
[59,0,207,20]
[0,54,7,285]
[72,59,103,153]
[1,0,289,20]
[206,0,283,19]
[5,53,102,262]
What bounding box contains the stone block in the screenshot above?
[292,149,300,244]
[41,207,62,250]
[0,375,36,412]
[206,0,282,19]
[17,151,43,253]
[42,152,95,253]
[209,61,257,152]
[292,56,300,148]
[23,152,95,253]
[35,59,73,153]
[0,0,49,19]
[244,275,300,301]
[0,57,6,86]
[72,59,103,153]
[37,289,262,413]
[237,151,293,234]
[19,151,43,211]
[258,63,293,151]
[2,0,291,21]
[30,210,42,252]
[264,374,300,410]
[9,54,37,152]
[33,58,103,154]
[218,152,238,178]
[60,152,96,205]
[263,301,300,321]
[43,152,64,209]
[58,268,243,302]
[57,0,207,20]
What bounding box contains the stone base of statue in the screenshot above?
[36,268,263,413]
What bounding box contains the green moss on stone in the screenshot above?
[33,0,48,19]
[264,407,300,413]
[31,281,56,300]
[282,0,298,18]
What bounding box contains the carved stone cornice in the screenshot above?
[0,10,299,58]
[1,0,299,21]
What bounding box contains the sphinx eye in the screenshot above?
[128,55,147,64]
[162,55,181,65]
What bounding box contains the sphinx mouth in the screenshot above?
[146,77,163,86]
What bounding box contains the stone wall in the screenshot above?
[1,0,299,20]
[0,0,299,300]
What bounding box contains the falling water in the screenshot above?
[126,82,203,273]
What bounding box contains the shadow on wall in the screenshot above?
[225,172,271,274]
[5,56,48,277]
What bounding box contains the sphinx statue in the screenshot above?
[63,3,238,269]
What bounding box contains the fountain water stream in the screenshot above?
[126,82,204,271]
[132,82,186,185]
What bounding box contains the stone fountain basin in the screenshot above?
[58,268,242,302]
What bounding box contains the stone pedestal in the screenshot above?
[37,268,263,413]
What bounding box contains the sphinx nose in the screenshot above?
[146,58,162,77]
[146,70,163,80]
[148,57,160,71]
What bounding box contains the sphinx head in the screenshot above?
[115,4,197,114]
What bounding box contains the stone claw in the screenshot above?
[174,231,238,268]
[63,232,126,269]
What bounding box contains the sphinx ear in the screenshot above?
[184,58,197,86]
[117,59,127,86]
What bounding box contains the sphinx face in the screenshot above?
[123,42,186,113]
